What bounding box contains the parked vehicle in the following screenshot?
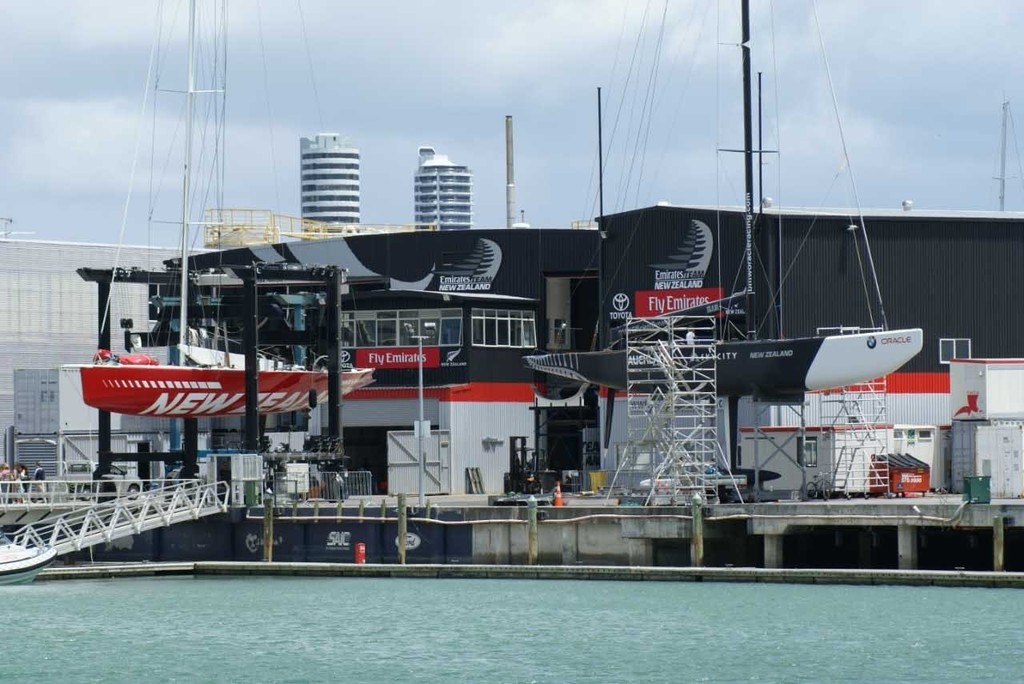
[64,462,143,497]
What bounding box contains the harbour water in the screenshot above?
[5,576,1022,683]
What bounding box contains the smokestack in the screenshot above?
[505,115,516,229]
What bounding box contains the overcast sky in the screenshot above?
[2,1,1023,248]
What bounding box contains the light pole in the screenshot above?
[413,334,426,506]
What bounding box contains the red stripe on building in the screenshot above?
[346,382,536,403]
[885,372,949,394]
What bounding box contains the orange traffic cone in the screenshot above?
[553,481,564,507]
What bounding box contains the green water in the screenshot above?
[4,576,1020,683]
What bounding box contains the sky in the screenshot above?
[2,0,1024,248]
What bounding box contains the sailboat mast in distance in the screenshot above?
[179,0,197,347]
[741,0,755,340]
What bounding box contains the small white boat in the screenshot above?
[0,533,57,585]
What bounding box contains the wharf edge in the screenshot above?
[36,562,1024,589]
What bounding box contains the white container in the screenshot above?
[950,360,1024,421]
[976,423,1024,498]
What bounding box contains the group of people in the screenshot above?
[0,462,46,503]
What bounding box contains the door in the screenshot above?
[386,429,451,495]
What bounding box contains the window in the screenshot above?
[470,309,537,348]
[797,436,818,468]
[939,338,971,364]
[341,309,462,348]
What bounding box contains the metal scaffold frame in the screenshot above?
[610,313,730,504]
[817,327,890,496]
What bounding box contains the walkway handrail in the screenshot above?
[10,480,230,555]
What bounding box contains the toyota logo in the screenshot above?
[340,350,352,363]
[612,292,630,312]
[866,336,877,349]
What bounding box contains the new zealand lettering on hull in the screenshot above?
[76,364,375,418]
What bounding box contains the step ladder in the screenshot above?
[465,467,485,494]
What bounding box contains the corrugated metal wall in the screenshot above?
[0,241,178,460]
[446,401,534,494]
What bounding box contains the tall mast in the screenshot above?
[505,115,516,228]
[598,86,605,224]
[999,99,1009,211]
[741,0,755,339]
[179,0,197,349]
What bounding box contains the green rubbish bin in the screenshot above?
[963,476,991,504]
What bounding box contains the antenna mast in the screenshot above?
[999,99,1009,211]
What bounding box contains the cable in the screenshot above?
[811,0,888,330]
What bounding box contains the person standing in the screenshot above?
[0,463,9,504]
[13,464,27,503]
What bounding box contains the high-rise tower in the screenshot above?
[414,146,472,230]
[300,133,360,224]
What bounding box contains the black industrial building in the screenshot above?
[167,204,1022,492]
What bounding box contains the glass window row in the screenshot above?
[303,184,359,192]
[301,163,360,171]
[302,152,360,160]
[303,174,360,181]
[342,309,463,348]
[470,308,537,348]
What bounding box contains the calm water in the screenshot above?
[3,576,1021,683]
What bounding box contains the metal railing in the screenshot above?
[269,469,375,503]
[0,479,188,508]
[10,480,229,555]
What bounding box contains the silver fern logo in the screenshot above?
[390,238,502,291]
[445,348,462,363]
[650,219,713,290]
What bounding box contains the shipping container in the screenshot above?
[950,360,1024,421]
[975,423,1024,498]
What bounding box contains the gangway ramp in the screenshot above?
[10,481,229,556]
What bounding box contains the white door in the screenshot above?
[386,429,451,495]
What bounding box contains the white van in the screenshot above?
[65,462,143,497]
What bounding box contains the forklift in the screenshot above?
[496,436,555,505]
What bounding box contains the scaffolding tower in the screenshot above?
[817,327,890,496]
[610,313,723,504]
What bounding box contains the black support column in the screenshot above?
[97,279,112,467]
[326,267,342,440]
[242,268,260,452]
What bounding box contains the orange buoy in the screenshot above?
[553,481,564,507]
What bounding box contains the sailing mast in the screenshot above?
[740,0,755,340]
[179,0,197,352]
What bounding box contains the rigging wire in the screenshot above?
[296,0,325,133]
[1008,105,1024,207]
[255,0,283,214]
[100,0,164,342]
[578,2,629,226]
[612,0,653,213]
[767,0,783,337]
[811,0,887,330]
[629,0,670,207]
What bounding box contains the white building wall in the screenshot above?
[446,401,533,493]
[0,240,179,460]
